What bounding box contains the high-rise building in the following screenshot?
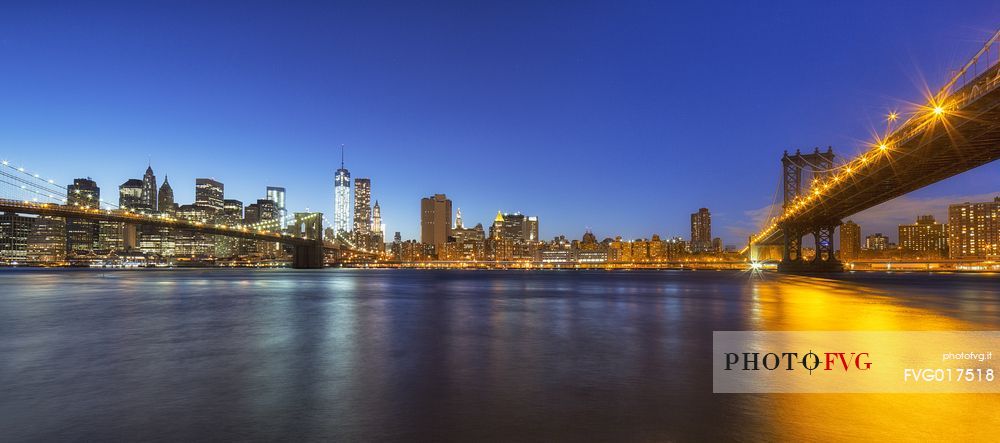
[118,179,145,210]
[0,212,35,265]
[865,233,889,251]
[372,200,383,234]
[224,199,244,220]
[420,194,452,252]
[158,176,175,214]
[27,216,66,265]
[334,146,351,235]
[195,178,224,214]
[526,216,539,242]
[142,165,157,211]
[840,220,861,260]
[266,187,287,229]
[66,178,100,254]
[354,178,371,243]
[898,215,948,257]
[175,204,215,257]
[690,208,712,253]
[948,196,1000,259]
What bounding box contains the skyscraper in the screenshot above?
[354,178,371,241]
[66,178,100,254]
[334,146,351,235]
[0,212,34,264]
[840,220,861,260]
[27,216,66,265]
[141,165,157,211]
[195,178,224,213]
[266,186,287,229]
[372,200,383,234]
[158,176,175,214]
[948,196,1000,259]
[420,194,452,251]
[690,208,712,253]
[118,179,145,210]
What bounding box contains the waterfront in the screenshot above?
[1,269,998,441]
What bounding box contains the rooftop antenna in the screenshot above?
[340,144,345,169]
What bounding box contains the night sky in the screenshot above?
[2,1,998,243]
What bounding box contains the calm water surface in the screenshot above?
[1,269,998,441]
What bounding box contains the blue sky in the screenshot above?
[1,1,998,243]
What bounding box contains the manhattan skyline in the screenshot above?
[2,2,999,241]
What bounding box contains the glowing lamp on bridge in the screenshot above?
[933,105,945,116]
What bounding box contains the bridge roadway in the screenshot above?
[754,61,1000,251]
[0,198,335,268]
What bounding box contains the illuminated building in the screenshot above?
[420,194,452,254]
[898,215,948,257]
[97,220,126,253]
[334,146,351,236]
[839,220,861,260]
[371,200,384,251]
[948,196,1000,259]
[118,179,145,210]
[353,178,371,246]
[448,211,486,260]
[712,237,723,253]
[217,199,245,257]
[175,204,215,257]
[158,176,175,215]
[865,233,889,251]
[580,230,599,250]
[0,212,34,264]
[690,208,712,253]
[66,178,100,254]
[266,187,287,229]
[195,178,224,214]
[141,166,157,211]
[27,216,65,265]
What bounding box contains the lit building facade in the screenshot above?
[266,186,287,229]
[898,215,948,257]
[0,212,35,264]
[118,179,145,210]
[840,220,861,260]
[865,233,889,251]
[690,208,712,253]
[948,197,1000,259]
[158,176,175,215]
[27,216,66,265]
[66,178,101,254]
[141,166,157,211]
[334,151,351,236]
[353,178,371,246]
[195,178,224,214]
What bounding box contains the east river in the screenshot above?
[1,269,997,441]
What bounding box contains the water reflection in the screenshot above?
[0,269,996,440]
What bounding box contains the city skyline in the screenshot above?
[2,2,999,242]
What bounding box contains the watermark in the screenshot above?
[713,331,998,393]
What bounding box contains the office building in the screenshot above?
[0,212,34,264]
[27,216,66,265]
[158,176,175,214]
[354,178,371,244]
[266,186,287,229]
[66,178,100,254]
[334,147,351,235]
[118,179,145,210]
[420,194,452,252]
[195,178,224,213]
[948,196,1000,259]
[142,166,157,211]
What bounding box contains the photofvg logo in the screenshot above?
[713,331,999,393]
[724,350,871,374]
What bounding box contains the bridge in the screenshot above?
[0,165,378,268]
[747,29,1000,272]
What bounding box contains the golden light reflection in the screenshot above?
[746,275,999,440]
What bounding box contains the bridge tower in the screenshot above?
[291,212,325,269]
[777,147,844,273]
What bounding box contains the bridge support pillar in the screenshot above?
[292,241,325,269]
[778,220,844,273]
